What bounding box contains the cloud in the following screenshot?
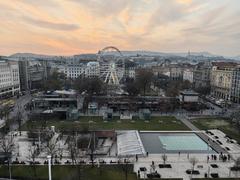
[23,16,80,31]
[176,0,192,4]
[70,0,130,17]
[146,0,191,32]
[181,4,230,37]
[0,0,240,56]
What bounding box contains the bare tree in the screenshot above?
[68,136,78,164]
[46,140,58,164]
[235,157,240,167]
[0,134,15,156]
[67,133,84,180]
[0,105,11,134]
[189,157,198,177]
[162,154,168,165]
[0,134,15,179]
[136,69,153,96]
[28,145,38,178]
[150,161,156,174]
[120,156,131,180]
[15,105,23,136]
[73,76,105,96]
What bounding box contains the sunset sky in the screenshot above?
[0,0,239,56]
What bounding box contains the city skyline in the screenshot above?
[0,0,240,56]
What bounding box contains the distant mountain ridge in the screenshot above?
[10,53,68,59]
[8,51,239,60]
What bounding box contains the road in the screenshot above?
[9,94,32,130]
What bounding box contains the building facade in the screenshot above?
[169,65,183,80]
[183,69,194,83]
[193,62,211,89]
[210,62,236,100]
[231,65,240,103]
[0,58,20,98]
[86,62,100,78]
[18,59,48,91]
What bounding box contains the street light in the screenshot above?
[47,155,52,180]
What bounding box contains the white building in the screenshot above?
[0,59,20,98]
[64,64,86,79]
[56,61,100,79]
[183,69,194,83]
[86,62,100,78]
[128,69,135,78]
[179,90,199,103]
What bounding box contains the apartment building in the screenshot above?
[0,58,20,98]
[231,65,240,103]
[18,59,48,91]
[210,62,238,101]
[193,62,211,89]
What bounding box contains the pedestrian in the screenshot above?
[136,154,138,162]
[207,155,209,163]
[228,154,231,161]
[178,151,180,157]
[223,155,227,162]
[146,152,149,157]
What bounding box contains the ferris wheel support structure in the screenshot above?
[97,46,125,85]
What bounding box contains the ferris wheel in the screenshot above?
[97,46,125,85]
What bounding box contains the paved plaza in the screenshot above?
[134,154,237,180]
[7,128,240,179]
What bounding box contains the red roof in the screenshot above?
[95,130,116,138]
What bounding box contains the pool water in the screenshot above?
[159,133,211,151]
[140,132,215,154]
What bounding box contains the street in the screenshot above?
[9,94,32,131]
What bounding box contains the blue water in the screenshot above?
[140,132,215,154]
[159,133,210,151]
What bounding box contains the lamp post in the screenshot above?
[47,155,52,180]
[207,139,211,177]
[8,156,12,180]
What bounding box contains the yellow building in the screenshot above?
[210,62,237,100]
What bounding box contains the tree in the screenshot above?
[43,71,66,91]
[189,157,198,173]
[67,133,84,180]
[136,69,153,96]
[0,134,14,156]
[178,80,191,90]
[46,140,58,164]
[73,76,105,95]
[0,105,11,134]
[68,135,78,164]
[28,145,38,178]
[120,156,131,180]
[235,157,240,167]
[89,131,96,167]
[15,105,23,136]
[0,134,15,179]
[124,81,140,96]
[161,154,168,165]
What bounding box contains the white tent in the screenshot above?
[117,130,146,156]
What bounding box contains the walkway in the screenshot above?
[176,115,227,154]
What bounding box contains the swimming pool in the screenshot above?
[140,132,215,154]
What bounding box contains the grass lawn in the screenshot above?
[22,116,189,131]
[0,165,136,180]
[191,117,240,144]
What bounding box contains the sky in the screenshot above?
[0,0,240,56]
